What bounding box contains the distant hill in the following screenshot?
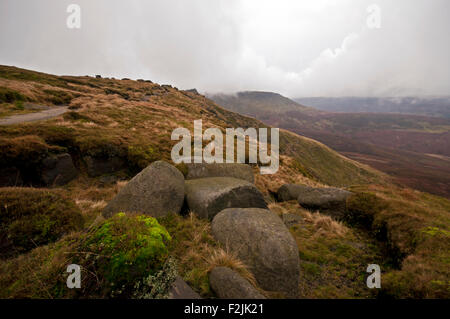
[294,96,450,119]
[209,91,450,197]
[209,91,318,116]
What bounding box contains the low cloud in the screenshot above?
[0,0,448,97]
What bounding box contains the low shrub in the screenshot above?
[0,187,84,258]
[63,111,92,122]
[345,192,388,229]
[43,89,73,105]
[0,87,26,103]
[14,100,24,110]
[158,213,220,297]
[76,135,126,158]
[0,135,62,167]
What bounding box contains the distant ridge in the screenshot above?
[208,91,318,118]
[294,96,450,119]
[209,91,450,197]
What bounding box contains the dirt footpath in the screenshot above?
[0,106,69,125]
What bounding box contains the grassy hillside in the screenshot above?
[0,66,448,299]
[0,66,379,189]
[210,91,318,116]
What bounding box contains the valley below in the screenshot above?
[210,91,450,198]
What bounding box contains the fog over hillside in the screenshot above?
[1,0,449,97]
[295,97,450,118]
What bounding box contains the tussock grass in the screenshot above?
[0,232,80,298]
[75,199,107,211]
[0,187,83,259]
[204,246,257,287]
[303,210,348,238]
[270,202,386,298]
[348,184,450,298]
[158,212,259,297]
[158,212,219,296]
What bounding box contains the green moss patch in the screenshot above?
[78,213,171,296]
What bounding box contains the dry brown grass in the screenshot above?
[268,201,384,299]
[302,210,348,238]
[204,246,257,287]
[157,212,220,296]
[75,199,107,211]
[269,202,349,238]
[0,78,42,102]
[63,178,129,225]
[268,202,288,216]
[160,212,261,296]
[348,184,450,298]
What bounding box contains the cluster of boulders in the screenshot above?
[102,160,354,299]
[103,161,301,299]
[277,183,353,220]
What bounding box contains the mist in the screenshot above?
[0,0,449,97]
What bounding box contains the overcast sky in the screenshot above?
[0,0,449,97]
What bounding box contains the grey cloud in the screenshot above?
[0,0,448,97]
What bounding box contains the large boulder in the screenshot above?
[41,153,78,186]
[211,208,300,298]
[185,177,267,219]
[186,163,254,184]
[209,267,266,299]
[168,276,201,299]
[103,161,184,218]
[297,186,353,219]
[277,184,311,202]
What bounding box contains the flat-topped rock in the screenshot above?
[277,184,311,202]
[209,267,266,299]
[297,186,353,219]
[185,177,267,219]
[211,208,300,298]
[185,163,254,184]
[103,161,184,218]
